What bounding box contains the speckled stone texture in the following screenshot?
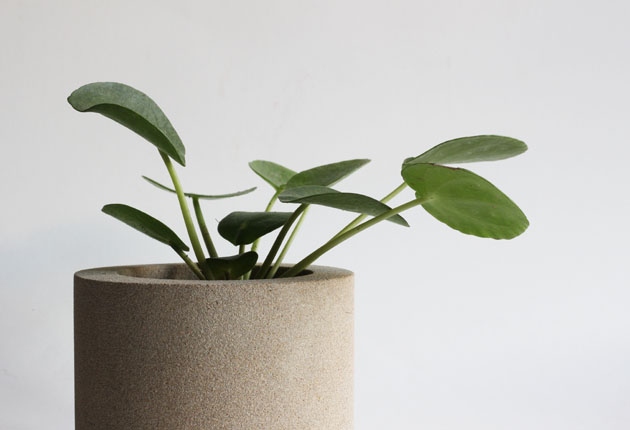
[74,264,354,430]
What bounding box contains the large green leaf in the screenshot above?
[205,252,258,280]
[218,211,293,245]
[402,163,528,239]
[403,135,527,166]
[142,176,256,200]
[285,159,370,189]
[249,160,296,191]
[102,203,189,250]
[279,185,408,226]
[68,82,186,166]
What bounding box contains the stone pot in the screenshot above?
[74,263,354,430]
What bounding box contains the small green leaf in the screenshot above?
[249,160,297,191]
[102,204,189,250]
[286,159,371,189]
[142,176,256,200]
[68,82,186,165]
[218,211,293,245]
[279,185,408,226]
[205,252,258,280]
[402,163,528,239]
[404,135,527,166]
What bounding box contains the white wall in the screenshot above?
[1,0,629,428]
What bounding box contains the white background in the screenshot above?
[1,0,629,428]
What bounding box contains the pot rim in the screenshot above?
[74,263,353,286]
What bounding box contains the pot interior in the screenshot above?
[116,264,313,281]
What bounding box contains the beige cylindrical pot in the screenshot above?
[74,264,354,430]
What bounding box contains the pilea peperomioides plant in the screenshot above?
[68,82,529,280]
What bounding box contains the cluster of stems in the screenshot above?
[161,150,419,280]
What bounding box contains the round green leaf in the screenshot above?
[68,82,186,166]
[249,160,296,191]
[286,159,370,189]
[205,252,258,280]
[279,185,409,226]
[142,176,256,200]
[402,163,529,239]
[404,135,527,167]
[102,203,189,250]
[218,211,293,246]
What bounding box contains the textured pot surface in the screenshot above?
[74,264,354,430]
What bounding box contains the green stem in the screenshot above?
[281,198,424,278]
[173,247,205,280]
[381,182,408,204]
[160,152,206,262]
[237,245,246,279]
[332,182,408,239]
[245,190,280,280]
[267,206,310,279]
[192,197,218,258]
[251,190,279,253]
[160,151,213,280]
[257,204,307,279]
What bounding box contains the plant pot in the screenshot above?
[74,263,354,430]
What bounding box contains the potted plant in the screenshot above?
[69,82,529,430]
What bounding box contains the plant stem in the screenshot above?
[381,182,408,203]
[236,245,246,279]
[192,196,218,258]
[173,247,205,280]
[159,151,212,279]
[332,182,408,239]
[267,206,309,279]
[257,204,307,279]
[281,198,424,278]
[245,190,280,280]
[251,190,279,253]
